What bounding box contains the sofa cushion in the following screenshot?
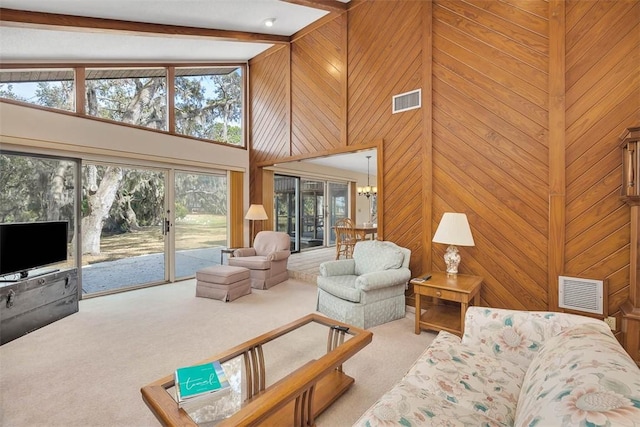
[353,241,404,276]
[402,331,526,426]
[462,307,604,369]
[317,275,360,303]
[353,381,506,427]
[514,322,640,427]
[252,231,290,256]
[354,331,525,427]
[228,256,270,270]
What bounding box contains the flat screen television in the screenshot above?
[0,221,69,278]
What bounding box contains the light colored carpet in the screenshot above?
[0,278,435,426]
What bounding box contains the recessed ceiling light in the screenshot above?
[263,18,276,28]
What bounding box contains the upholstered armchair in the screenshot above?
[229,231,291,289]
[316,240,411,328]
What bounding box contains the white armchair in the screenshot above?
[228,231,291,289]
[316,240,411,328]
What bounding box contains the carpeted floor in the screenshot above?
[0,278,435,426]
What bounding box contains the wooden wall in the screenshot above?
[565,0,640,323]
[291,14,346,155]
[249,45,290,205]
[249,0,640,314]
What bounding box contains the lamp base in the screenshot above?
[444,245,461,275]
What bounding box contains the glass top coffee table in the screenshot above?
[141,313,372,426]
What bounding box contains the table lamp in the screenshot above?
[432,212,475,275]
[245,204,268,245]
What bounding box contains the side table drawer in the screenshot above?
[418,286,464,303]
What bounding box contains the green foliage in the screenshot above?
[175,70,242,144]
[87,166,165,233]
[175,173,227,215]
[174,203,189,220]
[0,83,24,101]
[0,81,74,111]
[36,81,75,111]
[86,77,166,129]
[0,154,75,224]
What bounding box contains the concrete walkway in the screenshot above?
[80,246,335,295]
[81,247,223,294]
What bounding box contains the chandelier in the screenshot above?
[357,155,377,198]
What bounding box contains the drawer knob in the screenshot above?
[436,291,441,297]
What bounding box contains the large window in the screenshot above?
[0,69,75,112]
[175,67,242,145]
[0,151,79,276]
[0,65,245,147]
[85,68,167,131]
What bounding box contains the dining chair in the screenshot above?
[334,217,356,259]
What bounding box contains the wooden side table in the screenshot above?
[412,272,482,336]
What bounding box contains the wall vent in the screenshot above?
[392,89,421,114]
[558,276,604,315]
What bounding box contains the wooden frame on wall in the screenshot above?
[255,139,384,239]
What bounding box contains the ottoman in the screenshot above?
[196,265,251,302]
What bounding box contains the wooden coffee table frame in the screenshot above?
[141,313,372,426]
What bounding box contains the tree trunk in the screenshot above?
[124,198,140,230]
[47,160,72,220]
[81,166,123,255]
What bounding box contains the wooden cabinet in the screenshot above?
[0,268,78,345]
[412,272,482,337]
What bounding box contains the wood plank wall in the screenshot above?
[432,0,550,310]
[249,0,640,314]
[565,0,640,324]
[248,44,290,222]
[348,0,426,273]
[291,14,346,155]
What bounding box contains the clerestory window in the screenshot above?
[0,68,75,112]
[0,65,245,148]
[175,67,243,146]
[85,67,167,131]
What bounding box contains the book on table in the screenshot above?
[174,360,231,408]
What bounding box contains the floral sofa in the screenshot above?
[355,307,640,426]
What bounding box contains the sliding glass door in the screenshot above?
[174,171,227,279]
[275,174,350,253]
[1,153,229,297]
[275,175,299,252]
[81,163,167,294]
[327,182,349,245]
[301,179,324,249]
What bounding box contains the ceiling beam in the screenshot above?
[0,8,290,44]
[280,0,348,13]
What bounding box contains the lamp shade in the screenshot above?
[245,204,268,220]
[432,213,475,247]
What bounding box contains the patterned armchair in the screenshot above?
[229,231,291,289]
[316,240,411,329]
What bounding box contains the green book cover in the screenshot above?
[175,361,229,402]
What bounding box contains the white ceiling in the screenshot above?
[0,0,338,63]
[300,149,377,175]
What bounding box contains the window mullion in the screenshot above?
[75,67,86,115]
[167,66,176,134]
